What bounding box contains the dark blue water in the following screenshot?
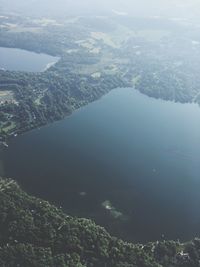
[1,88,200,243]
[0,47,59,72]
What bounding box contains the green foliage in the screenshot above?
[1,14,200,143]
[0,178,199,267]
[0,57,126,141]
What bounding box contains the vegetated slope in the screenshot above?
[1,15,200,143]
[0,178,199,267]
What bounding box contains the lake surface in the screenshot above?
[0,47,59,72]
[1,88,200,243]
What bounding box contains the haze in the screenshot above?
[1,0,200,20]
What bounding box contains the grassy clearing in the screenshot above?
[134,29,170,41]
[0,90,14,102]
[91,31,118,48]
[132,75,141,86]
[91,72,101,78]
[1,121,16,133]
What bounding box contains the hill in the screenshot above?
[0,177,199,267]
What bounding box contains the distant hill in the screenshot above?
[1,0,200,20]
[0,177,199,266]
[0,0,109,17]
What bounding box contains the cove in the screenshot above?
[0,47,59,72]
[1,88,200,243]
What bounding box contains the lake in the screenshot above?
[1,88,200,243]
[0,47,59,72]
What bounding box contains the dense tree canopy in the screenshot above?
[0,178,199,267]
[1,15,200,144]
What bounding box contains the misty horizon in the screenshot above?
[1,0,200,21]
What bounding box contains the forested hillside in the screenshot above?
[0,177,200,267]
[1,15,200,145]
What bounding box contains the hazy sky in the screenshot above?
[1,0,200,20]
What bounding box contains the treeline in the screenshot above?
[0,52,127,141]
[0,177,199,267]
[2,14,200,142]
[119,34,200,105]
